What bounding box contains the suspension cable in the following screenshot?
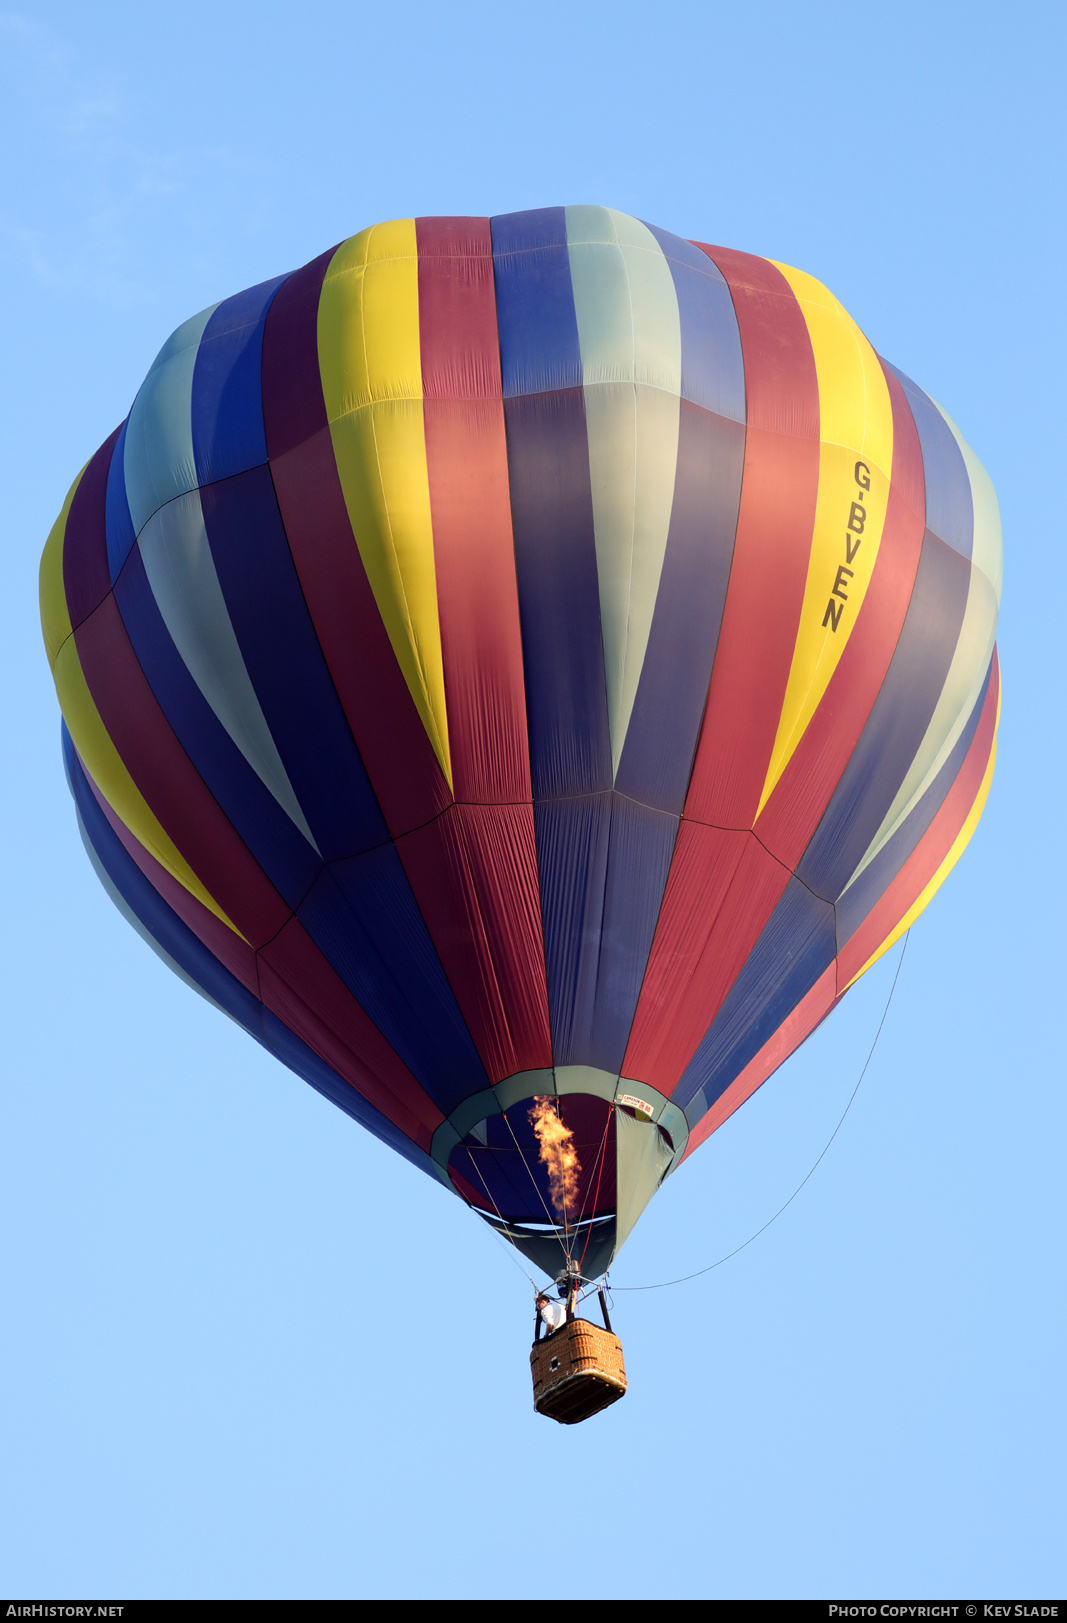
[572,1103,612,1235]
[578,1107,613,1277]
[462,1146,539,1288]
[611,931,910,1293]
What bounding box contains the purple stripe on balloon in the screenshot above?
[260,246,338,458]
[64,427,121,630]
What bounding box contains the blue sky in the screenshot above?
[3,0,1064,1600]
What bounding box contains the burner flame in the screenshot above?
[528,1096,582,1224]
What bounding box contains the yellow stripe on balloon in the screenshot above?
[317,220,452,788]
[40,465,86,670]
[41,475,242,935]
[841,702,999,992]
[756,265,894,817]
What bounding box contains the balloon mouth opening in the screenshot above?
[444,1091,618,1228]
[476,1208,618,1286]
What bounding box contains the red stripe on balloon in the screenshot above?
[682,245,821,828]
[622,827,791,1093]
[261,249,452,837]
[836,648,1000,988]
[416,215,530,803]
[396,804,552,1083]
[680,961,840,1161]
[754,361,927,867]
[411,217,551,1078]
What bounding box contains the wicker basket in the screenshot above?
[530,1317,627,1424]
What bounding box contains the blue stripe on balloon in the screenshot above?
[675,876,838,1117]
[198,465,389,860]
[615,402,745,813]
[506,370,611,1046]
[499,385,609,799]
[533,793,611,1064]
[492,207,617,1065]
[105,419,137,584]
[448,1142,550,1223]
[532,794,677,1072]
[296,855,492,1116]
[491,207,608,798]
[113,543,321,909]
[65,725,433,1174]
[644,225,747,421]
[796,532,972,902]
[885,363,973,561]
[191,275,288,488]
[586,797,679,1072]
[835,654,993,944]
[492,207,584,397]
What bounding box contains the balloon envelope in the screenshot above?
[40,208,1001,1280]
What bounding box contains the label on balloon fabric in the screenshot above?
[617,1093,655,1121]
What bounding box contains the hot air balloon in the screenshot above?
[40,208,1001,1420]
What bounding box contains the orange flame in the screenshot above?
[528,1096,582,1224]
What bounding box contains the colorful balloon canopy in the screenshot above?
[40,208,1001,1280]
